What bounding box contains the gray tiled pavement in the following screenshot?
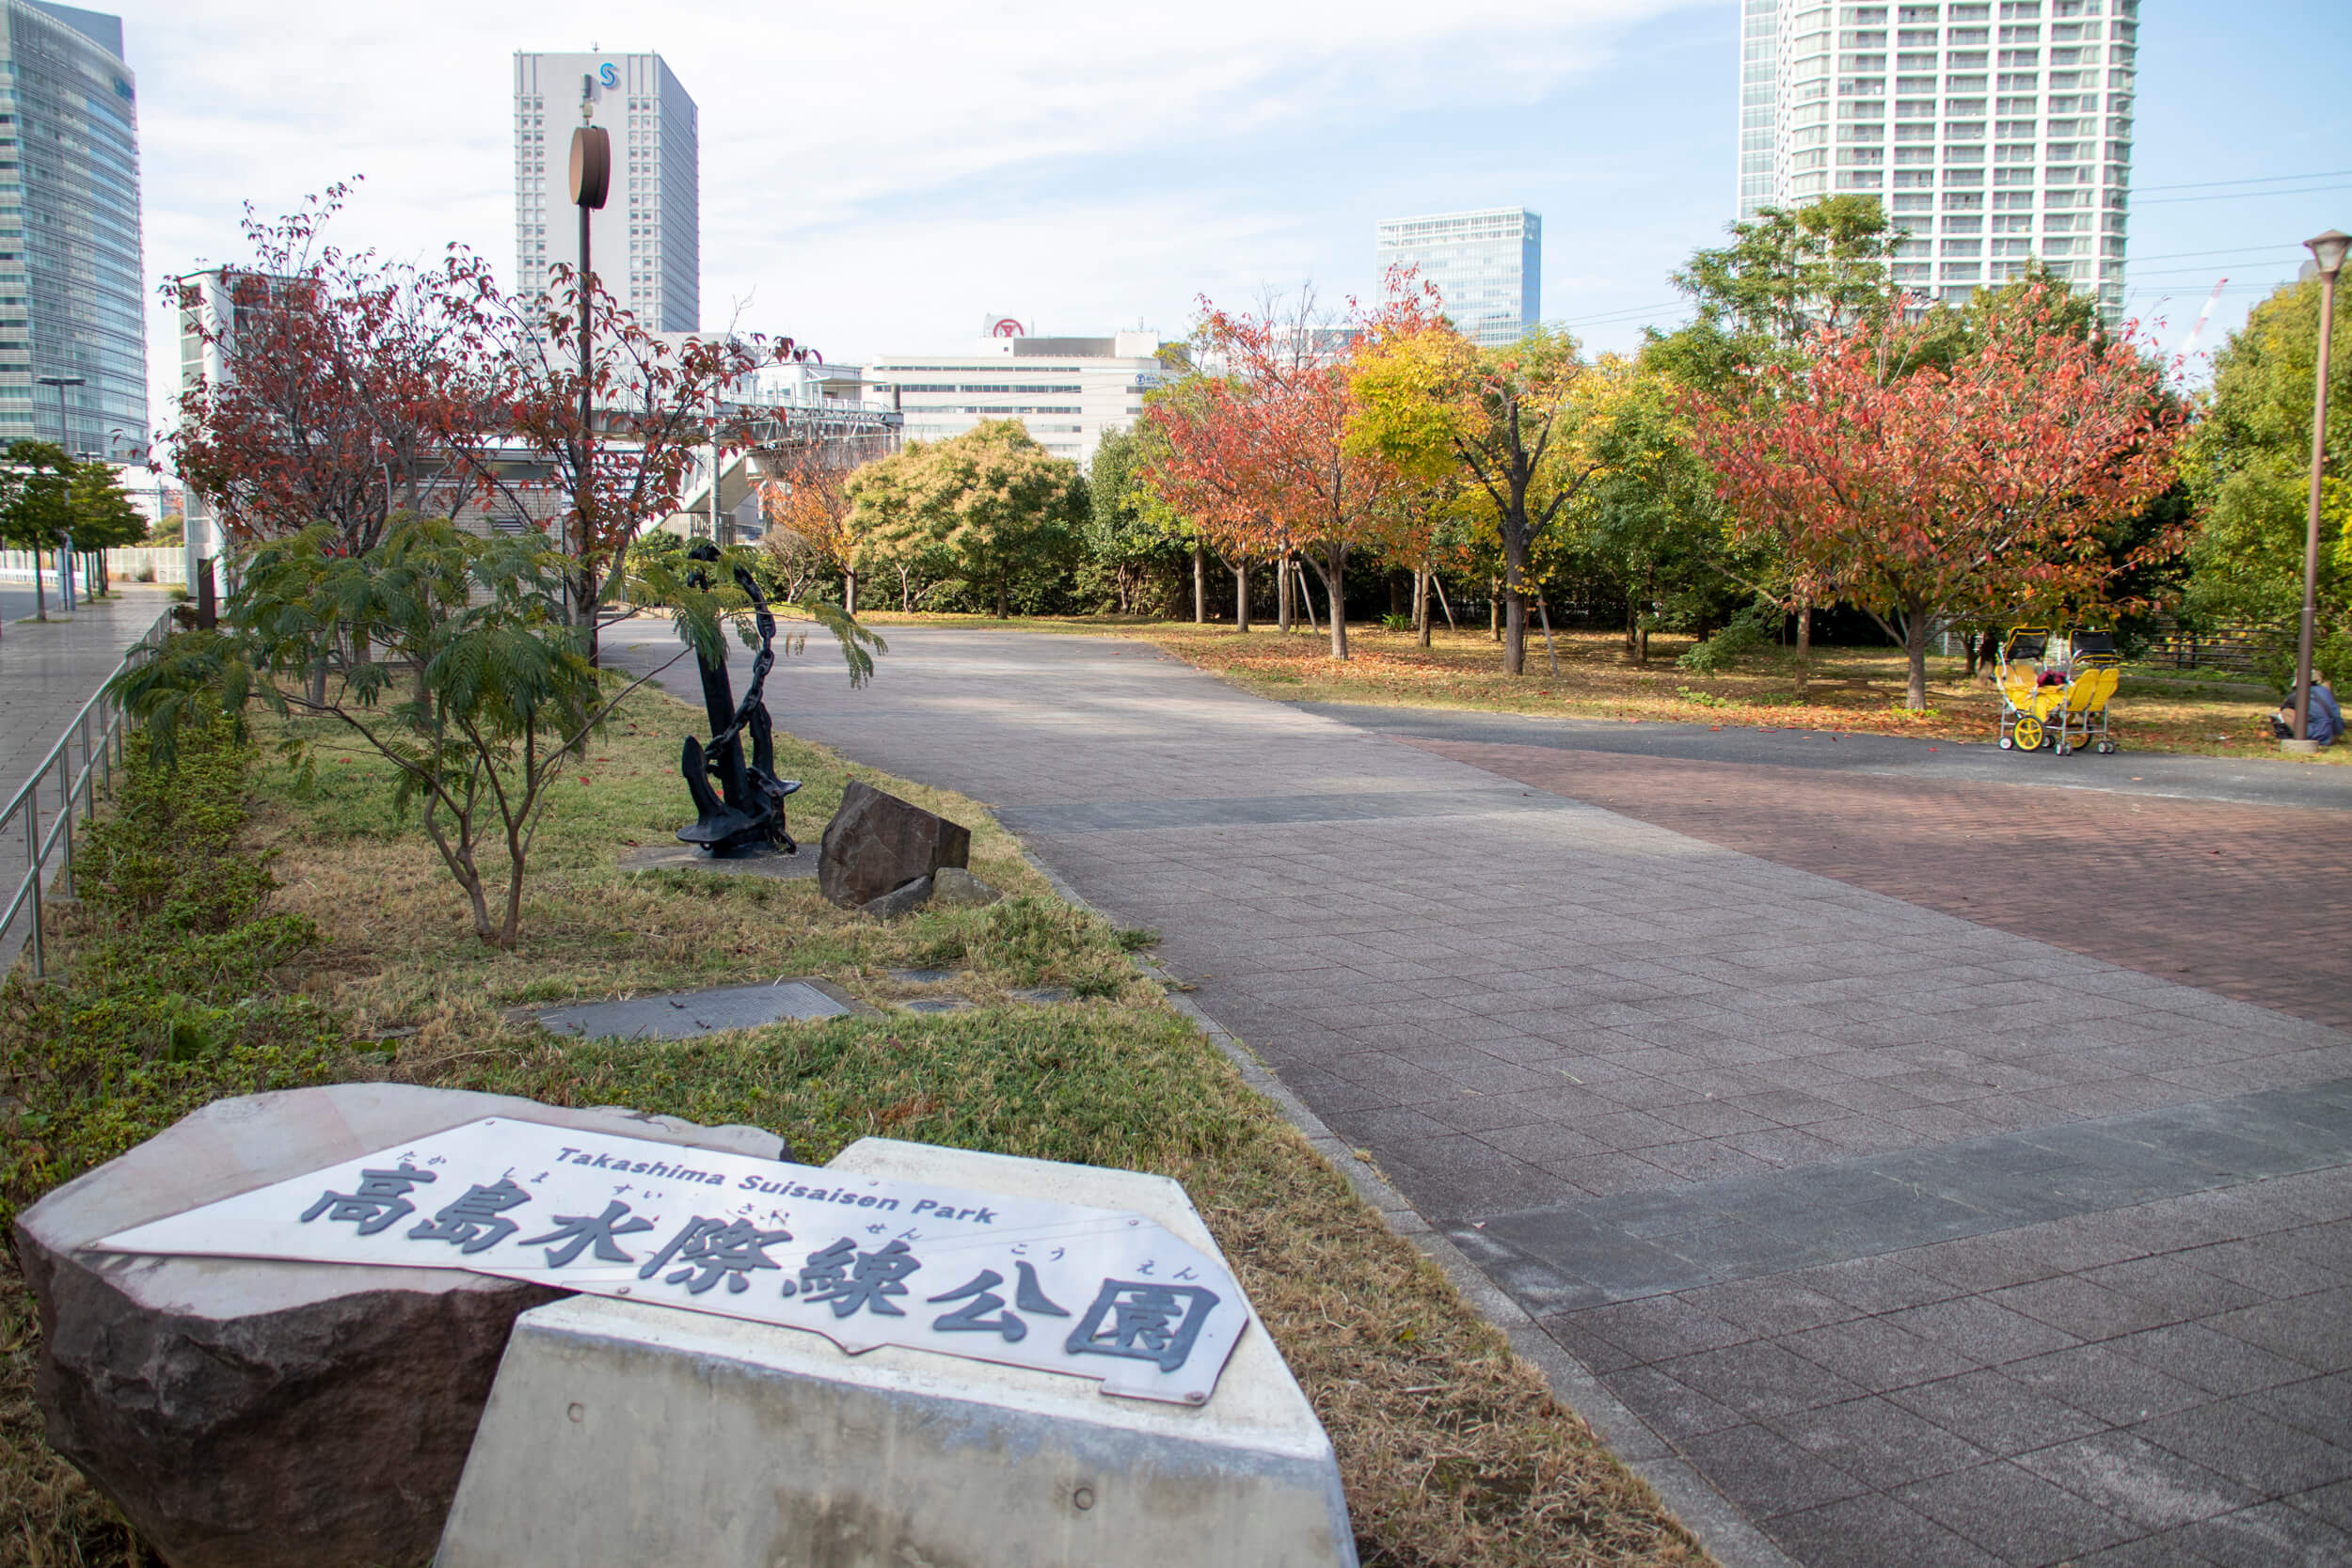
[1,588,173,974]
[609,623,2352,1567]
[0,587,170,805]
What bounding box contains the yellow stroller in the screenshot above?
[1997,628,2122,756]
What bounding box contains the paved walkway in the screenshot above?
[0,587,171,804]
[610,624,2352,1568]
[0,587,172,973]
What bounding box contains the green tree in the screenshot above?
[1350,320,1600,675]
[113,516,877,949]
[1571,355,1740,667]
[1661,195,1906,380]
[0,440,75,621]
[67,460,150,597]
[1082,424,1184,614]
[912,420,1084,618]
[843,440,955,611]
[2182,276,2352,686]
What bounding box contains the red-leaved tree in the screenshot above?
[469,275,812,662]
[169,183,502,555]
[1689,297,2187,707]
[172,185,819,666]
[1146,293,1402,659]
[1136,373,1288,630]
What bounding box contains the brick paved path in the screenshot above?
[1408,739,2352,1033]
[609,624,2352,1568]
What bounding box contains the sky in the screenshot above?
[112,0,2352,443]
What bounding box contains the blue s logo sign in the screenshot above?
[598,63,618,88]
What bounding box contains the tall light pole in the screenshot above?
[568,75,611,645]
[36,374,82,611]
[2290,230,2349,749]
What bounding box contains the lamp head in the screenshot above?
[2309,230,2352,280]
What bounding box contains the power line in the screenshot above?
[2126,244,2302,263]
[2134,183,2352,206]
[1558,301,1686,327]
[2133,167,2352,194]
[2124,260,2296,279]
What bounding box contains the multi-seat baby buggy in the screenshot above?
[1996,627,2122,756]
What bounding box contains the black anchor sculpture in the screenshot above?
[676,541,803,855]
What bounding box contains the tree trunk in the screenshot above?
[1794,599,1812,695]
[30,548,45,620]
[1388,572,1407,617]
[1905,609,1929,710]
[1432,572,1456,631]
[1325,544,1348,660]
[1305,544,1347,659]
[1278,555,1293,632]
[1625,594,1637,657]
[1232,562,1250,633]
[1637,566,1654,666]
[1295,560,1321,636]
[1415,564,1432,649]
[844,569,857,617]
[1489,578,1502,642]
[994,576,1009,619]
[1502,541,1529,676]
[1192,545,1206,624]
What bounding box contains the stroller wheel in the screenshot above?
[2055,740,2072,756]
[2000,734,2014,750]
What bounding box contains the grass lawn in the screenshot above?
[850,610,2327,764]
[0,682,1708,1568]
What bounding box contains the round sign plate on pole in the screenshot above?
[569,126,610,210]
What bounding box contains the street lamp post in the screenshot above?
[36,374,83,611]
[568,78,611,643]
[2290,230,2350,749]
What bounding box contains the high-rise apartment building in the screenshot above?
[1375,209,1541,346]
[1738,0,2136,318]
[0,3,145,459]
[513,52,698,331]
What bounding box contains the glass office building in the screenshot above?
[514,51,699,331]
[0,2,146,459]
[1739,0,2135,320]
[1375,208,1541,346]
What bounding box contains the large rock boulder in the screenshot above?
[14,1084,783,1568]
[818,782,971,909]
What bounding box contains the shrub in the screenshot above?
[0,715,345,1233]
[1677,597,1782,673]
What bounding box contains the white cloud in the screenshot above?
[118,0,1700,431]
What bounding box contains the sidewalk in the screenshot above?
[609,623,2352,1568]
[1,587,174,975]
[0,586,172,805]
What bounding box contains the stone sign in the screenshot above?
[90,1117,1247,1405]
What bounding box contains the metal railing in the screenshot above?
[1,609,174,979]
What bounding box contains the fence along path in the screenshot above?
[0,592,173,976]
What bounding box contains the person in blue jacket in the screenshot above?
[2273,673,2342,745]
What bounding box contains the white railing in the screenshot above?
[0,546,189,586]
[0,609,175,978]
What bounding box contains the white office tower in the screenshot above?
[513,52,698,331]
[1374,209,1541,346]
[1737,0,2136,319]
